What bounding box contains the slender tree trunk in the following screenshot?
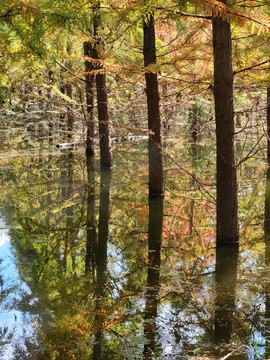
[212,7,239,243]
[48,70,53,145]
[66,83,74,142]
[59,80,66,142]
[84,41,95,155]
[94,2,111,168]
[96,65,111,168]
[267,87,270,161]
[143,13,164,196]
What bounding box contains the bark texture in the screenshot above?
[66,83,74,141]
[94,2,111,168]
[267,87,270,161]
[96,67,111,168]
[84,41,95,155]
[143,13,164,196]
[212,10,239,243]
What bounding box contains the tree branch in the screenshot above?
[234,59,270,75]
[156,7,212,20]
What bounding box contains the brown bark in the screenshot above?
[84,41,95,156]
[94,2,111,168]
[66,83,74,141]
[48,70,53,144]
[267,87,270,161]
[96,67,111,168]
[59,81,66,142]
[212,8,239,243]
[143,13,164,196]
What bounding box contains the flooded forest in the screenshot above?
[0,1,270,359]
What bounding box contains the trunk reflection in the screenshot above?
[143,196,163,359]
[85,156,97,276]
[265,164,270,357]
[93,168,112,359]
[214,244,239,345]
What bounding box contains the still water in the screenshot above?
[0,137,269,359]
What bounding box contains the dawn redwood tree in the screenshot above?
[96,45,111,168]
[267,87,270,161]
[94,2,111,168]
[143,10,164,196]
[84,40,95,155]
[212,2,239,243]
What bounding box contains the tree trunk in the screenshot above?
[84,41,95,156]
[143,13,164,196]
[93,3,111,168]
[212,8,239,244]
[59,80,66,142]
[96,66,111,168]
[66,83,74,142]
[267,87,270,161]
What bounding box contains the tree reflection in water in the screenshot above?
[143,196,163,360]
[2,141,270,358]
[93,168,112,360]
[214,244,239,355]
[265,164,270,358]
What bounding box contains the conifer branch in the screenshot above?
[234,59,270,75]
[198,0,270,28]
[0,9,14,18]
[156,7,212,20]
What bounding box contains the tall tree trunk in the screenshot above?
[212,7,239,243]
[84,41,95,155]
[48,70,53,145]
[94,2,111,168]
[96,64,111,168]
[267,87,270,161]
[143,13,164,196]
[59,79,66,142]
[66,83,74,142]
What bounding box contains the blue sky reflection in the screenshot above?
[0,218,41,359]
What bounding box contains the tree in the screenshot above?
[83,1,111,166]
[267,87,270,161]
[143,8,164,196]
[212,1,239,243]
[84,40,95,155]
